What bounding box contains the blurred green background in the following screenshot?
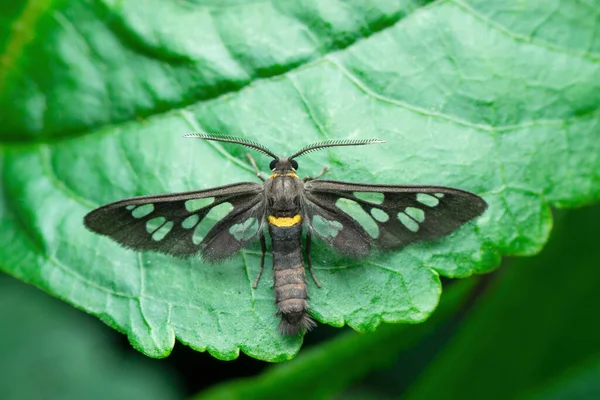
[2,0,599,399]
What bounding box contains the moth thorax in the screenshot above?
[267,177,303,217]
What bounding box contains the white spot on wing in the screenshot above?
[416,193,439,207]
[182,214,199,229]
[152,221,174,241]
[146,217,166,233]
[132,204,154,218]
[229,217,259,241]
[370,208,389,222]
[405,207,425,222]
[185,197,215,212]
[312,215,343,238]
[397,212,419,232]
[192,202,233,245]
[336,198,379,238]
[353,192,384,205]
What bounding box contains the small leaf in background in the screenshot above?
[0,274,182,400]
[1,0,599,361]
[528,357,600,400]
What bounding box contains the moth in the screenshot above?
[84,134,487,335]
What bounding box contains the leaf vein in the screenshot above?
[287,74,329,141]
[327,56,600,133]
[39,145,97,208]
[452,0,600,62]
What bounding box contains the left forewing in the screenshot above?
[84,182,265,260]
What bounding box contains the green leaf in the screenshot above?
[0,273,181,400]
[403,204,600,400]
[527,357,600,400]
[1,0,599,361]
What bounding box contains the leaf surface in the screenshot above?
[0,0,599,360]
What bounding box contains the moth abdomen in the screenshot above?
[275,269,315,335]
[278,304,316,335]
[270,222,314,335]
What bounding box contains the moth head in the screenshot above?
[270,158,298,172]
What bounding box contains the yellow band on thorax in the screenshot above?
[269,173,298,179]
[268,214,302,227]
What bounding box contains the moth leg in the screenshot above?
[305,230,322,288]
[246,153,266,182]
[303,166,329,182]
[253,232,267,288]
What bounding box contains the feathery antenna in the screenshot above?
[290,138,385,159]
[184,133,278,159]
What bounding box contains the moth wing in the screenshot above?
[303,179,487,254]
[302,191,372,258]
[84,182,265,260]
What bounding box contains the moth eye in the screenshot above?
[270,160,277,170]
[291,159,299,170]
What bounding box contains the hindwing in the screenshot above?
[303,179,487,256]
[84,182,265,260]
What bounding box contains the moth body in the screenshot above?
[264,159,315,334]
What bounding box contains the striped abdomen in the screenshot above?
[269,220,315,335]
